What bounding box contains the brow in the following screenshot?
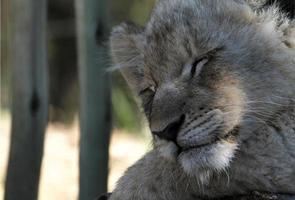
[205,46,224,58]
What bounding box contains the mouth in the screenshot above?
[154,125,240,174]
[153,108,241,173]
[176,127,240,174]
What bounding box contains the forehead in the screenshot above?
[141,18,210,82]
[142,28,196,82]
[139,0,253,83]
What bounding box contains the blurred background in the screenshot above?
[1,0,156,199]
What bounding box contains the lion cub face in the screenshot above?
[110,0,294,175]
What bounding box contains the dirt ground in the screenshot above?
[0,114,150,200]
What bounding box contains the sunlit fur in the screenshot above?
[109,0,295,199]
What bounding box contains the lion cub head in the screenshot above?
[110,0,295,176]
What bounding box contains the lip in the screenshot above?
[177,137,221,155]
[179,138,219,153]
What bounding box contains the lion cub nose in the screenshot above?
[152,115,185,142]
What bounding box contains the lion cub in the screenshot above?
[107,0,295,199]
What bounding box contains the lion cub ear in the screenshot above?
[110,22,145,93]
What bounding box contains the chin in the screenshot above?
[178,140,238,177]
[155,138,238,181]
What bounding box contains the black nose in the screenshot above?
[152,115,185,142]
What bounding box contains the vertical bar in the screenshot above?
[4,0,48,199]
[75,0,111,199]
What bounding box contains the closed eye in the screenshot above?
[139,86,156,116]
[190,55,209,78]
[139,85,156,96]
[185,47,223,79]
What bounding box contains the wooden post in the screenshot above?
[4,0,48,199]
[75,0,111,199]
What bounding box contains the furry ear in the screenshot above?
[110,22,145,93]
